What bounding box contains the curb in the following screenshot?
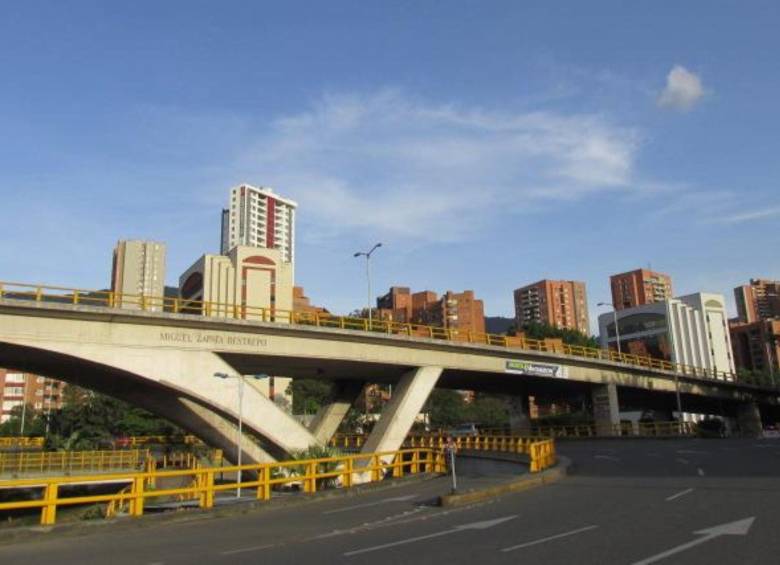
[438,455,571,508]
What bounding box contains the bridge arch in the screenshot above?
[0,340,319,463]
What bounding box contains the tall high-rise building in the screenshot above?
[734,279,780,323]
[0,368,65,423]
[220,184,297,270]
[609,268,673,310]
[111,240,166,310]
[513,280,589,333]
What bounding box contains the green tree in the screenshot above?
[513,321,599,348]
[465,394,509,428]
[425,389,468,428]
[288,379,333,415]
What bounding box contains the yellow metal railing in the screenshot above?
[0,437,45,449]
[0,449,148,476]
[120,435,202,448]
[1,280,766,388]
[329,434,557,473]
[0,448,443,526]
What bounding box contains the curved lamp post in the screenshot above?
[353,243,383,328]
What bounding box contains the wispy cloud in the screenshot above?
[237,89,641,243]
[716,206,780,224]
[658,65,705,111]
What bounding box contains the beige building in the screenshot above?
[111,240,166,311]
[179,245,294,408]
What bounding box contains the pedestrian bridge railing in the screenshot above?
[1,280,772,389]
[0,449,149,476]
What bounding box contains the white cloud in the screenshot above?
[237,90,641,243]
[657,65,705,110]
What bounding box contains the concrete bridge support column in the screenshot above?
[508,393,531,435]
[308,381,364,444]
[360,366,443,462]
[737,401,763,438]
[592,383,620,437]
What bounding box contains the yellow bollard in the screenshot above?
[41,483,59,525]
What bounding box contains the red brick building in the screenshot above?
[376,287,486,335]
[730,319,780,375]
[609,268,673,310]
[513,280,589,333]
[0,368,65,423]
[734,279,780,323]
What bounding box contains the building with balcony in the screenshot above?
[734,279,780,323]
[730,319,780,376]
[0,369,65,423]
[220,184,297,273]
[376,287,485,335]
[609,268,673,311]
[513,280,589,333]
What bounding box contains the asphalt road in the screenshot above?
[3,438,780,564]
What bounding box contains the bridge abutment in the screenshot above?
[592,383,620,436]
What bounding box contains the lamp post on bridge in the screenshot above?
[353,243,382,329]
[213,372,269,498]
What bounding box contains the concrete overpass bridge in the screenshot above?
[1,282,778,464]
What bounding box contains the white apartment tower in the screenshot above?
[111,240,166,310]
[220,184,297,269]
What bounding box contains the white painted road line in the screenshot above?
[500,525,599,552]
[629,517,755,565]
[677,449,707,455]
[220,544,275,555]
[323,494,418,515]
[675,458,690,465]
[343,515,517,557]
[665,488,694,502]
[697,467,705,476]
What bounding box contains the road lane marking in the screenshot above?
[697,468,705,476]
[220,544,275,555]
[500,525,599,552]
[665,488,693,501]
[675,458,690,465]
[594,455,620,462]
[343,515,516,556]
[677,449,707,455]
[629,517,755,565]
[323,494,418,515]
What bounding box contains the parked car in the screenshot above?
[697,418,726,438]
[448,423,479,437]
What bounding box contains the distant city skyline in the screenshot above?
[1,2,779,333]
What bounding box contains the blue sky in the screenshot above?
[1,1,778,331]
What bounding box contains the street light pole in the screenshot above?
[597,302,622,355]
[214,372,268,499]
[354,243,382,329]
